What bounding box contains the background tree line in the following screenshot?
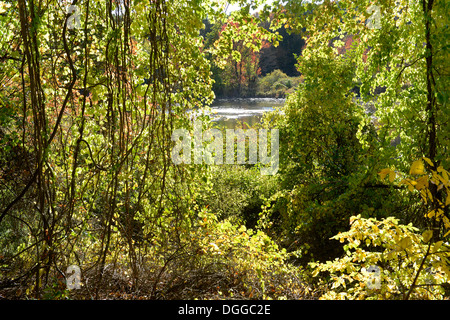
[201,14,305,98]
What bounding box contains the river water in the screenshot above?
[209,98,285,129]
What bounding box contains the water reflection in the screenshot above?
[210,98,285,129]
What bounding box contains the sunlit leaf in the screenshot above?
[396,237,412,251]
[378,168,391,180]
[410,160,425,175]
[432,241,443,253]
[389,170,396,183]
[423,157,434,167]
[415,176,429,190]
[0,1,10,14]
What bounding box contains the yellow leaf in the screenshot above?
[434,173,448,185]
[420,191,428,204]
[386,251,396,260]
[378,168,391,180]
[422,230,433,243]
[423,157,434,167]
[397,237,412,251]
[427,210,436,218]
[402,178,417,192]
[443,216,450,228]
[432,241,443,253]
[389,170,396,183]
[415,176,429,190]
[441,170,449,183]
[410,160,425,175]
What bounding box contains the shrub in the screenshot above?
[198,165,279,228]
[182,208,311,299]
[256,70,301,98]
[311,215,450,300]
[311,160,450,300]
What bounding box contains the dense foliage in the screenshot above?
[0,0,448,300]
[202,12,304,97]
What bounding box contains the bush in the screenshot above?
[198,165,279,228]
[311,161,450,300]
[256,70,301,98]
[311,215,450,300]
[180,208,311,299]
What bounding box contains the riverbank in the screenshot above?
[214,70,302,99]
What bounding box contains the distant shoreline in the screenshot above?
[212,97,286,102]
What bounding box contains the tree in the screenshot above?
[0,0,215,297]
[259,25,305,77]
[0,0,308,300]
[261,0,449,290]
[214,19,263,97]
[204,8,280,97]
[268,0,449,171]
